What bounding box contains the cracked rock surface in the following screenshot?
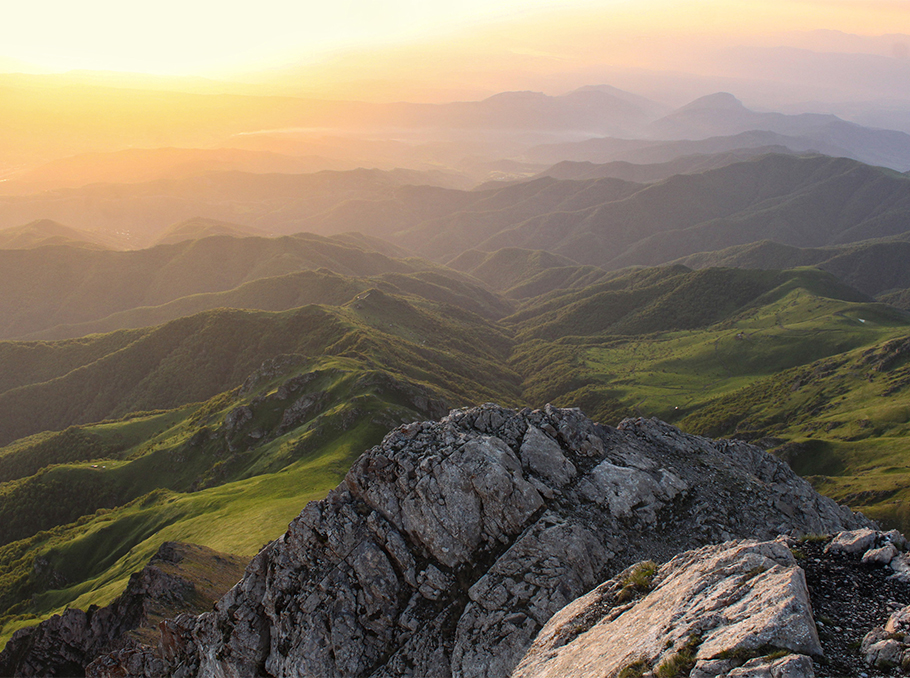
[94,405,871,678]
[512,539,821,678]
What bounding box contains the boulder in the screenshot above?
[511,540,821,678]
[824,528,877,555]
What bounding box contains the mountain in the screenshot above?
[0,147,355,195]
[0,219,113,250]
[393,154,910,266]
[22,267,510,341]
[645,92,910,171]
[676,238,910,299]
[0,257,905,660]
[7,153,910,269]
[0,289,517,447]
[0,167,474,247]
[446,248,583,293]
[646,92,841,140]
[153,217,273,245]
[529,146,802,183]
[418,88,659,135]
[522,130,857,167]
[70,405,869,678]
[0,233,427,339]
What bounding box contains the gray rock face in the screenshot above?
[511,540,821,678]
[105,405,871,678]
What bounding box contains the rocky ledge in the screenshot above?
[0,542,246,678]
[514,528,910,678]
[90,404,870,678]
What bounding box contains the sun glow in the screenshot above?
[0,0,594,75]
[1,0,908,77]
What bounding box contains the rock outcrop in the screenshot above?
[0,542,246,678]
[512,539,820,678]
[104,405,870,678]
[514,527,910,678]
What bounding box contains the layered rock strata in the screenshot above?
[103,405,870,678]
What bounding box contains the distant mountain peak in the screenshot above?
[678,92,746,112]
[482,90,549,102]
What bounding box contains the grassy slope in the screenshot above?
[675,238,910,299]
[0,282,517,447]
[507,267,910,535]
[2,258,910,650]
[0,233,417,339]
[0,331,515,644]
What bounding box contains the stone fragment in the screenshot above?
[691,658,739,678]
[824,528,878,555]
[885,529,908,550]
[864,639,903,669]
[891,552,910,583]
[726,654,814,678]
[862,543,898,565]
[885,604,910,635]
[769,653,815,678]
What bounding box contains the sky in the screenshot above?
[2,0,910,78]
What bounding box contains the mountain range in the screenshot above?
[2,80,910,675]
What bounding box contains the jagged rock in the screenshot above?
[511,540,821,678]
[824,528,877,555]
[862,635,903,670]
[276,390,328,434]
[886,604,910,634]
[862,543,898,565]
[0,543,245,678]
[105,406,870,678]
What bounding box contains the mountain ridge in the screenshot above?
[76,404,871,678]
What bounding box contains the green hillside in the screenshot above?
[20,267,510,341]
[0,287,517,446]
[0,233,419,340]
[1,254,909,652]
[678,335,910,531]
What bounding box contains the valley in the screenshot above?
[0,213,907,650]
[3,20,910,671]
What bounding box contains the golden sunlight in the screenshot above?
[1,0,907,77]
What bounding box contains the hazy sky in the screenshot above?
[3,0,909,77]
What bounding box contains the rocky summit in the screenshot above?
[88,404,870,678]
